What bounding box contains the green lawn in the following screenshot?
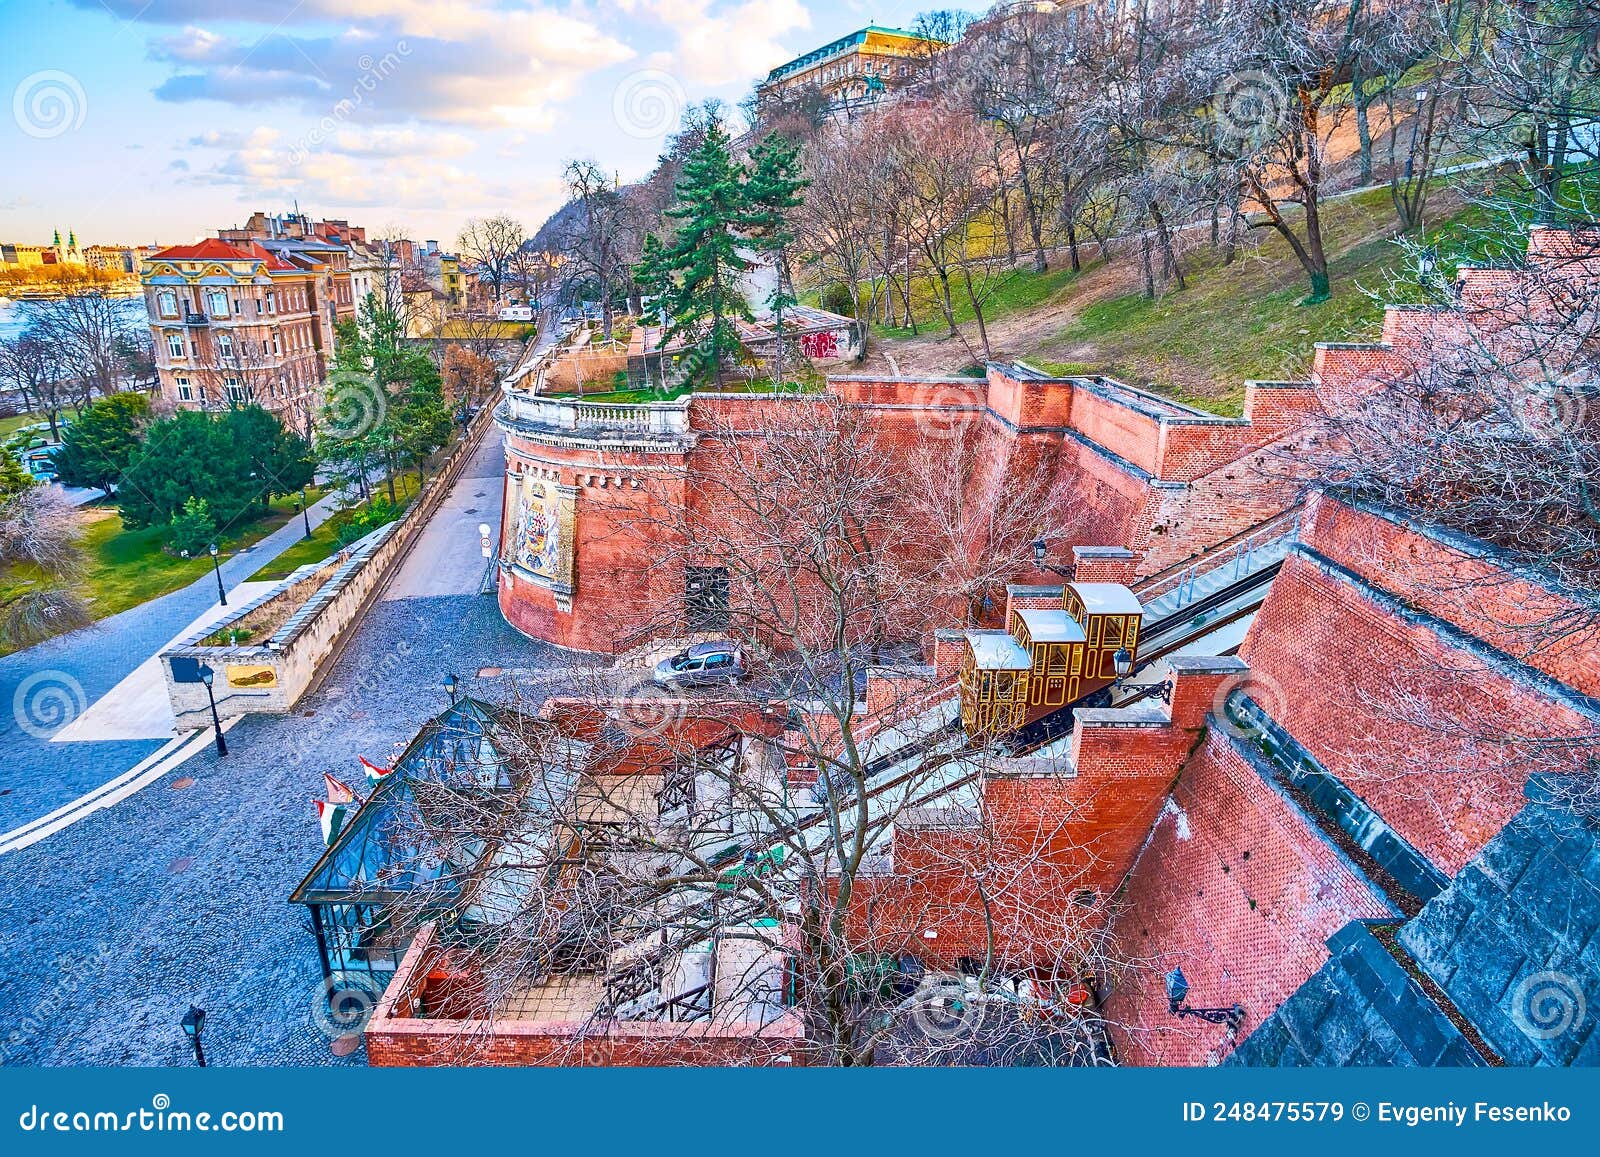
[1026,178,1564,414]
[873,262,1087,341]
[549,374,825,404]
[249,473,418,581]
[0,488,328,655]
[0,411,48,440]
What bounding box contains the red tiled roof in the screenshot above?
[147,236,300,274]
[148,237,254,262]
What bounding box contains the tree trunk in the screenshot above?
[961,265,991,361]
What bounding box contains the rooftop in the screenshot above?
[966,629,1034,671]
[1015,608,1086,644]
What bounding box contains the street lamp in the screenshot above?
[299,486,312,539]
[198,664,228,756]
[1113,647,1134,679]
[443,673,459,705]
[1031,537,1072,578]
[180,1005,207,1067]
[208,542,226,606]
[1164,967,1244,1032]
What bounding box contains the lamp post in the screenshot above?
[1164,967,1244,1032]
[443,672,459,705]
[299,486,312,539]
[1113,647,1134,680]
[198,664,228,757]
[208,542,226,606]
[1030,537,1073,578]
[180,1005,207,1067]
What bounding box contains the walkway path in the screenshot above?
[0,403,592,1066]
[0,490,345,831]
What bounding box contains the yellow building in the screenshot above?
[440,255,464,311]
[757,26,943,107]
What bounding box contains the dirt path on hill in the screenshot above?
[856,254,1140,378]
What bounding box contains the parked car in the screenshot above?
[651,642,747,689]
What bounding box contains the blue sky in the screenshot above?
[0,0,984,248]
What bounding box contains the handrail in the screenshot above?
[1135,508,1301,614]
[1134,505,1303,595]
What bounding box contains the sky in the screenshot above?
[0,0,986,249]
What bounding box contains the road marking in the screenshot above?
[0,720,239,856]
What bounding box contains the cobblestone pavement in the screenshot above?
[0,590,590,1066]
[0,417,600,1066]
[0,490,346,830]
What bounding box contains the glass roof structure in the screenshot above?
[289,698,514,908]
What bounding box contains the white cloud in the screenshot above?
[614,0,810,88]
[137,5,632,129]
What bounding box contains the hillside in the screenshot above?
[863,182,1493,416]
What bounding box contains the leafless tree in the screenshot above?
[457,215,528,305]
[29,272,140,397]
[345,393,1122,1066]
[0,327,70,439]
[556,159,638,341]
[1442,0,1600,223]
[0,483,88,648]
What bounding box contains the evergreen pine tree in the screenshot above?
[636,120,752,387]
[744,131,809,390]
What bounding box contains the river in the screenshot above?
[0,295,150,341]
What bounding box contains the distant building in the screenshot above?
[141,224,358,434]
[1,244,46,267]
[82,244,141,276]
[757,25,944,111]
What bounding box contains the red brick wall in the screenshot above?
[1101,730,1391,1066]
[498,364,1317,652]
[1241,500,1597,873]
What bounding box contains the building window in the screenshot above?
[685,566,730,631]
[176,376,192,401]
[265,290,275,313]
[271,332,281,356]
[205,289,230,317]
[165,332,184,359]
[216,332,234,360]
[224,376,246,403]
[156,290,179,319]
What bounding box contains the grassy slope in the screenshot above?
[872,182,1498,416]
[248,472,419,582]
[0,490,325,656]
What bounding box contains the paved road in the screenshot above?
[0,490,346,830]
[384,426,504,599]
[0,418,591,1066]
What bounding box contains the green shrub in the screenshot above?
[820,283,855,317]
[168,496,216,558]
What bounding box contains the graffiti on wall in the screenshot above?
[799,329,841,359]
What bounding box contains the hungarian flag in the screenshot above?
[359,755,393,788]
[315,799,348,846]
[323,772,355,804]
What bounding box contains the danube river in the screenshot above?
[0,294,150,340]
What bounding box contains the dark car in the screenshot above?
[651,642,747,689]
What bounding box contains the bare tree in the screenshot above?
[0,326,70,439]
[456,215,528,305]
[556,159,637,341]
[0,482,88,647]
[353,394,1119,1066]
[30,272,140,397]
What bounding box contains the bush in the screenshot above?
[168,496,216,557]
[329,495,401,547]
[820,283,855,318]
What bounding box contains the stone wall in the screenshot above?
[495,363,1317,652]
[161,399,502,729]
